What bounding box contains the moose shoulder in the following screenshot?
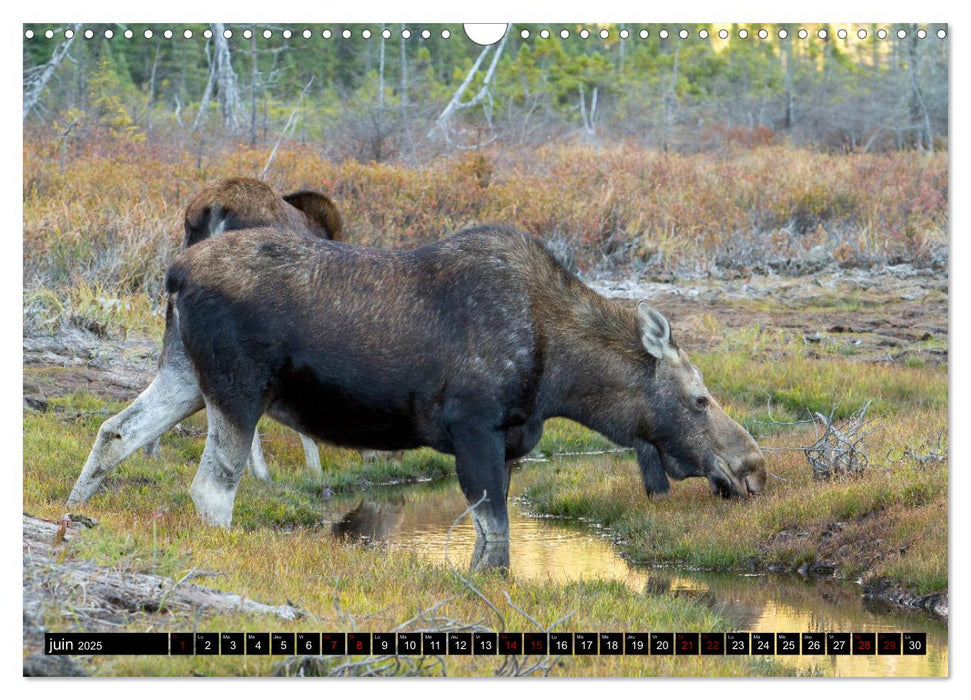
[165,225,766,570]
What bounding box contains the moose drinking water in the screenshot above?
[69,225,765,570]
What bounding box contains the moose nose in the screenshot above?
[742,452,767,495]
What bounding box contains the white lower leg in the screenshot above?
[300,433,322,474]
[247,431,271,481]
[191,404,253,528]
[68,367,202,506]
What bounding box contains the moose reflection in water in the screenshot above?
[332,496,407,543]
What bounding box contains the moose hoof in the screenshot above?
[471,538,510,573]
[190,485,235,529]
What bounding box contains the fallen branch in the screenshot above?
[23,514,303,628]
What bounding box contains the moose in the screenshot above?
[68,224,766,570]
[145,177,344,477]
[182,177,344,247]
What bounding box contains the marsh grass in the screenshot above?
[25,399,791,677]
[23,342,945,676]
[24,304,947,607]
[22,228,947,677]
[23,139,947,325]
[697,344,947,423]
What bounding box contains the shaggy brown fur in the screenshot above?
[182,178,343,247]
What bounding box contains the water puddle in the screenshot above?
[322,460,947,677]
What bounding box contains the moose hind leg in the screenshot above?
[300,433,322,474]
[247,431,271,482]
[143,439,161,459]
[68,363,203,507]
[190,402,255,528]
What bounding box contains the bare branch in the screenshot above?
[261,76,315,179]
[804,402,872,480]
[433,25,511,141]
[23,24,81,120]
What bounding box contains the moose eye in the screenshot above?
[694,395,710,411]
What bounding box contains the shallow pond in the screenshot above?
[322,459,947,677]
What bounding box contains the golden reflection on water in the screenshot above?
[323,469,947,678]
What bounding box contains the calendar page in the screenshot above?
[21,19,948,680]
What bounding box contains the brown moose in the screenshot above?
[70,224,766,571]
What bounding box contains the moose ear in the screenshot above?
[637,302,673,360]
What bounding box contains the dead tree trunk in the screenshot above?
[193,24,244,133]
[213,23,243,131]
[23,514,303,624]
[249,33,259,145]
[663,42,681,150]
[379,24,386,110]
[782,24,795,130]
[579,83,598,138]
[908,23,934,152]
[23,23,81,120]
[433,25,510,144]
[146,34,162,129]
[192,38,216,132]
[399,24,408,112]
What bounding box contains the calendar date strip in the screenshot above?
[45,631,927,656]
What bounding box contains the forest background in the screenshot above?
[21,22,948,337]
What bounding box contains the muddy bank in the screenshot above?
[752,508,948,621]
[861,579,948,619]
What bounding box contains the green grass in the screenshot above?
[696,346,946,421]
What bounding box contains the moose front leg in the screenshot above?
[452,422,510,572]
[636,441,671,496]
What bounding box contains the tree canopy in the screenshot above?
[23,23,948,159]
